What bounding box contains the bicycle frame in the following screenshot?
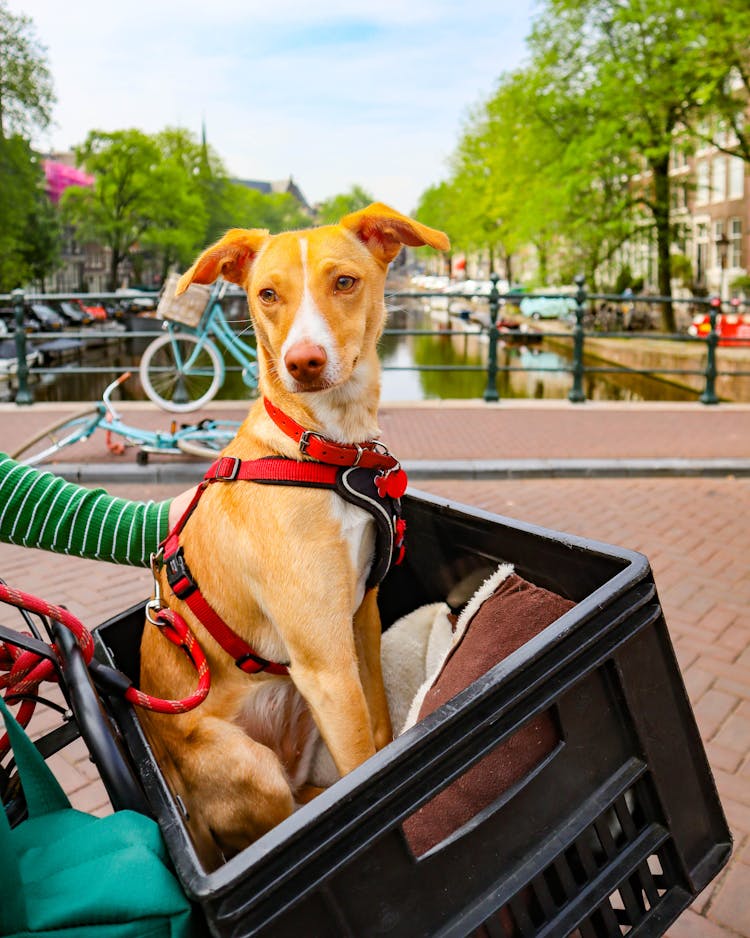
[162,283,258,389]
[98,374,191,454]
[15,373,240,465]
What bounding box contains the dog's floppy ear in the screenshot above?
[340,202,450,265]
[176,229,270,295]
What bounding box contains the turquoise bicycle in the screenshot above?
[139,275,259,412]
[11,373,240,465]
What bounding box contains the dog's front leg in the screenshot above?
[354,587,393,751]
[289,643,376,777]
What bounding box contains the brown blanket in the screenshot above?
[402,572,574,856]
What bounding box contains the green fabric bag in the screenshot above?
[0,697,202,938]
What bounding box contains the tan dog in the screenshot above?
[139,204,449,866]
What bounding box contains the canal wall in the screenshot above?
[537,326,750,402]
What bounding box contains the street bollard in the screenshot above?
[699,296,720,405]
[11,289,33,406]
[483,272,500,403]
[568,275,587,403]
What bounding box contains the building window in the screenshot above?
[713,220,725,267]
[696,161,710,204]
[671,184,687,212]
[712,156,726,202]
[728,156,745,199]
[730,217,742,268]
[695,222,709,283]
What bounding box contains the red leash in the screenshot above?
[0,583,210,759]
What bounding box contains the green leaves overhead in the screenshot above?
[0,2,58,290]
[0,1,54,140]
[417,0,749,317]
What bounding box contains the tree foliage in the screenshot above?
[223,183,311,234]
[415,0,750,328]
[61,129,200,289]
[59,127,314,287]
[414,182,463,274]
[0,136,59,290]
[316,185,374,224]
[677,0,750,162]
[0,3,59,290]
[0,1,54,139]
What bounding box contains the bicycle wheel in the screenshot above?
[139,332,223,412]
[176,421,240,459]
[11,409,100,466]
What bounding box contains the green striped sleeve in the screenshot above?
[0,454,171,566]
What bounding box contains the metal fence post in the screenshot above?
[699,296,720,405]
[568,274,586,403]
[11,289,33,405]
[483,273,500,403]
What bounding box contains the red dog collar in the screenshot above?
[264,397,397,471]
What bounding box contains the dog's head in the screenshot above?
[177,203,449,395]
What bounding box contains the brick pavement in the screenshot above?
[2,399,750,467]
[1,411,749,934]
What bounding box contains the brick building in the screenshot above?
[603,128,749,298]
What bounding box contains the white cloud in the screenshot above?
[21,0,536,210]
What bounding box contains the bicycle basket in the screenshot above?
[156,272,212,327]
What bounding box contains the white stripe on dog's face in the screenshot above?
[280,238,340,390]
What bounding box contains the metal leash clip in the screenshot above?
[146,550,166,626]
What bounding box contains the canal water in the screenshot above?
[2,306,699,405]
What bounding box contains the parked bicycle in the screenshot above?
[11,373,240,465]
[138,274,259,412]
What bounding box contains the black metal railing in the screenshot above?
[1,279,748,406]
[387,275,747,404]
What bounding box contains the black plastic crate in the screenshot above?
[93,489,731,937]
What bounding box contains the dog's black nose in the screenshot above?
[284,342,328,385]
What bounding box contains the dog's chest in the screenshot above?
[329,493,376,610]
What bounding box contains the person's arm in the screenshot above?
[0,453,172,567]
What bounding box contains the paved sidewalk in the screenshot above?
[0,400,748,936]
[2,398,750,478]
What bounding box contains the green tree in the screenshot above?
[62,129,209,289]
[527,0,719,329]
[217,182,310,234]
[516,60,636,287]
[0,1,54,139]
[0,136,58,289]
[419,66,635,288]
[447,75,559,283]
[677,0,750,163]
[19,173,61,288]
[414,182,461,275]
[139,127,210,279]
[0,3,58,290]
[316,185,374,224]
[449,112,509,275]
[159,125,238,247]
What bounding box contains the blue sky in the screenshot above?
[23,1,537,212]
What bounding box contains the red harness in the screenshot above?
[154,400,407,678]
[0,405,407,737]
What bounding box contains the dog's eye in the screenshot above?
[335,276,357,292]
[258,288,278,304]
